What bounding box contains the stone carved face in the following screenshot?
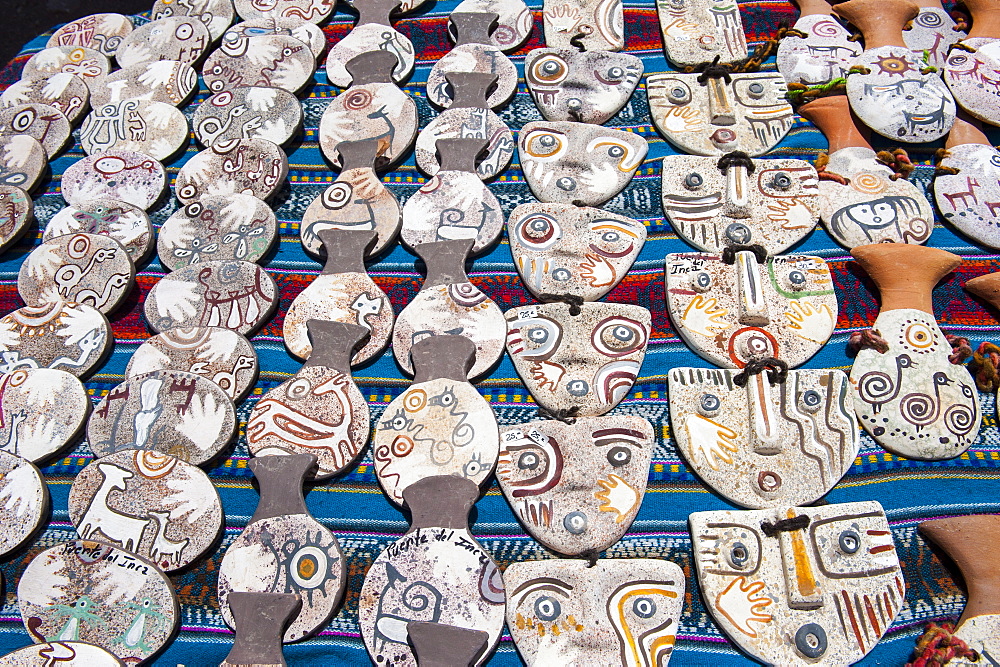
[690,502,904,666]
[542,0,624,52]
[776,15,861,86]
[496,416,653,555]
[655,0,747,66]
[525,49,643,125]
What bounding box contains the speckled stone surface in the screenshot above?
[158,194,278,269]
[0,186,34,253]
[152,0,235,41]
[225,18,327,60]
[115,17,210,68]
[655,0,748,66]
[452,0,533,51]
[0,301,112,378]
[944,42,1000,127]
[45,199,154,263]
[80,99,188,160]
[174,138,288,204]
[0,103,71,159]
[47,13,134,57]
[0,368,88,463]
[22,46,110,80]
[0,641,124,665]
[88,60,198,108]
[221,592,299,667]
[194,87,302,148]
[542,0,624,51]
[204,33,315,95]
[61,150,166,210]
[0,74,89,123]
[0,135,51,192]
[0,449,47,556]
[903,7,962,69]
[776,14,861,85]
[426,13,517,110]
[234,0,335,23]
[524,48,642,125]
[935,143,1000,248]
[324,0,415,88]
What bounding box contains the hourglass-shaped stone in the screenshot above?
[324,0,414,87]
[221,592,301,667]
[902,0,964,68]
[427,13,517,109]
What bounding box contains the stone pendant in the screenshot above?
[935,115,1000,248]
[902,1,963,69]
[776,0,861,85]
[507,202,646,302]
[496,415,653,555]
[61,150,166,211]
[359,476,506,667]
[851,244,981,460]
[324,0,414,88]
[451,0,532,52]
[217,454,346,642]
[427,13,517,109]
[542,0,624,51]
[524,48,643,124]
[655,0,748,66]
[689,501,904,666]
[0,74,89,125]
[194,87,304,148]
[80,99,188,161]
[222,593,301,667]
[667,366,859,508]
[943,9,1000,129]
[0,103,71,160]
[373,334,499,506]
[0,185,33,254]
[46,198,154,263]
[0,301,112,378]
[505,301,650,416]
[205,33,315,95]
[158,194,278,270]
[664,251,837,369]
[116,17,208,68]
[0,368,89,463]
[504,558,684,666]
[175,138,288,204]
[660,154,820,255]
[0,450,47,557]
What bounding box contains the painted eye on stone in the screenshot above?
[838,529,861,554]
[725,222,752,245]
[523,130,566,159]
[632,597,657,619]
[607,445,632,467]
[528,327,549,345]
[684,172,703,189]
[567,379,589,396]
[607,66,625,81]
[518,451,541,470]
[563,511,588,534]
[699,393,720,416]
[800,389,822,413]
[175,23,193,39]
[607,145,625,159]
[795,623,828,659]
[770,172,793,190]
[601,230,620,243]
[668,83,691,105]
[692,271,712,292]
[534,595,562,621]
[787,270,807,289]
[596,320,641,356]
[515,213,561,250]
[463,458,483,477]
[532,55,568,84]
[552,268,571,281]
[556,177,576,191]
[728,541,750,568]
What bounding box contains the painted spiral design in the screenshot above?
[812,18,842,38]
[857,370,894,404]
[899,391,936,427]
[448,282,486,308]
[944,402,976,438]
[851,173,887,195]
[903,216,931,243]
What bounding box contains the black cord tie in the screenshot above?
[540,293,584,316]
[694,56,733,84]
[717,150,756,175]
[721,244,767,265]
[537,405,579,424]
[733,357,789,387]
[761,514,810,537]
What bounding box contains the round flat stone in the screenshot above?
[194,87,303,148]
[234,0,334,23]
[0,73,89,123]
[18,540,178,664]
[22,46,110,81]
[158,194,278,269]
[44,199,154,263]
[80,99,189,161]
[428,44,517,109]
[47,13,134,57]
[126,327,258,402]
[0,185,33,253]
[204,34,315,95]
[0,103,71,159]
[88,369,238,465]
[225,18,327,60]
[152,0,236,41]
[0,368,89,463]
[116,16,211,68]
[88,60,198,107]
[144,260,279,335]
[175,138,288,204]
[0,641,124,665]
[319,83,418,167]
[0,301,112,378]
[415,108,513,180]
[300,175,401,259]
[69,449,223,571]
[0,450,47,556]
[0,135,47,192]
[62,151,166,210]
[324,25,415,88]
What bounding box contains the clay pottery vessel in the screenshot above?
[777,0,861,85]
[902,0,964,69]
[935,113,1000,248]
[542,0,624,51]
[655,0,748,66]
[524,48,643,124]
[427,13,517,109]
[324,0,414,87]
[451,0,532,52]
[221,592,301,667]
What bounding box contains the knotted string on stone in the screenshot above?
[536,404,579,425]
[946,335,973,365]
[950,10,969,32]
[906,621,978,667]
[760,514,810,537]
[934,147,960,175]
[848,329,890,354]
[721,243,767,265]
[785,79,848,106]
[966,341,1000,392]
[689,56,733,84]
[951,41,976,54]
[717,150,756,175]
[539,293,584,316]
[814,152,852,185]
[875,148,915,181]
[733,357,789,387]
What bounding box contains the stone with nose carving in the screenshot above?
[524,48,643,125]
[655,0,748,66]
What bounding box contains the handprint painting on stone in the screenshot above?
[655,0,747,66]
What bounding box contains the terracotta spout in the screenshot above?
[851,244,961,314]
[964,272,1000,311]
[799,96,873,153]
[919,515,1000,625]
[946,112,992,149]
[792,0,833,16]
[965,0,1000,40]
[834,0,920,49]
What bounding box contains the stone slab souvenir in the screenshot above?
[68,450,223,571]
[247,321,371,478]
[226,19,327,61]
[543,0,624,52]
[324,0,414,87]
[175,138,288,204]
[115,17,210,68]
[126,327,259,403]
[88,61,199,108]
[407,622,488,667]
[143,260,279,335]
[799,96,934,248]
[234,0,334,23]
[427,13,517,110]
[942,0,1000,127]
[836,0,956,142]
[284,231,392,364]
[158,194,278,269]
[301,139,401,258]
[0,136,47,192]
[0,104,71,160]
[451,0,532,52]
[87,369,238,465]
[504,558,684,666]
[204,33,314,95]
[393,240,506,379]
[965,271,1000,407]
[217,454,346,642]
[508,202,645,302]
[661,154,820,255]
[935,115,1000,248]
[45,199,154,263]
[0,449,47,556]
[22,46,110,81]
[402,138,503,254]
[221,593,301,667]
[0,186,33,254]
[152,0,236,41]
[668,366,859,508]
[17,541,178,663]
[497,415,653,554]
[415,73,514,180]
[0,641,125,666]
[519,121,646,206]
[690,501,903,666]
[0,368,88,463]
[524,48,643,125]
[0,301,112,378]
[851,244,980,459]
[0,74,89,124]
[318,51,418,168]
[664,251,837,369]
[373,335,499,506]
[80,99,188,161]
[47,13,134,58]
[902,0,963,69]
[647,72,793,157]
[656,0,748,66]
[776,0,861,85]
[194,87,302,148]
[359,476,505,667]
[61,151,166,210]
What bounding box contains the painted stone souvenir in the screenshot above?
[22,46,110,81]
[543,0,624,51]
[217,454,346,642]
[0,136,48,192]
[87,369,238,465]
[776,0,861,85]
[115,17,210,68]
[508,203,645,302]
[799,96,933,248]
[647,72,793,157]
[851,244,980,459]
[373,335,499,506]
[935,115,1000,248]
[668,366,859,508]
[194,87,302,147]
[359,476,505,667]
[17,541,178,663]
[174,138,288,204]
[247,321,371,478]
[225,18,327,61]
[143,260,279,335]
[47,13,133,57]
[835,0,956,142]
[0,74,89,124]
[393,240,506,379]
[660,154,820,255]
[0,449,47,556]
[408,622,488,667]
[284,231,392,364]
[221,593,300,667]
[0,104,71,160]
[402,138,503,254]
[45,199,154,263]
[504,558,684,666]
[88,60,199,108]
[451,0,532,52]
[126,327,259,403]
[204,33,315,95]
[0,186,33,254]
[415,72,514,180]
[152,0,236,41]
[524,48,643,125]
[965,271,1000,411]
[80,100,188,161]
[0,641,125,666]
[942,0,1000,127]
[318,50,418,168]
[663,251,837,369]
[301,139,401,258]
[324,0,414,88]
[61,151,166,210]
[902,0,963,69]
[158,194,278,269]
[497,416,653,554]
[234,0,333,23]
[0,368,88,463]
[427,13,517,110]
[68,450,223,571]
[655,0,748,66]
[0,301,112,378]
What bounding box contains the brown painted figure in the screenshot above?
[47,12,134,57]
[175,138,288,204]
[934,114,1000,248]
